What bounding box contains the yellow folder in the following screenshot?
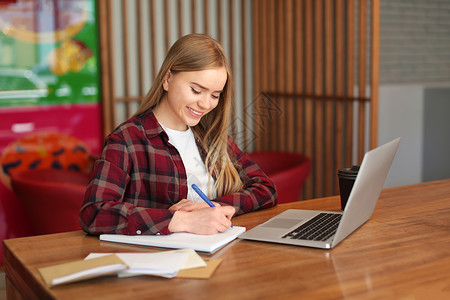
[39,254,128,287]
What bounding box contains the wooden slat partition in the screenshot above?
[98,0,379,200]
[324,0,335,196]
[252,0,379,199]
[335,0,345,191]
[346,0,355,175]
[121,0,130,120]
[149,0,157,79]
[97,0,113,134]
[314,0,324,197]
[136,1,145,97]
[285,0,295,152]
[294,0,304,156]
[358,0,367,162]
[370,0,380,151]
[241,0,248,148]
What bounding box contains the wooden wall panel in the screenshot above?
[314,0,324,198]
[358,0,367,162]
[370,0,380,150]
[285,0,295,153]
[324,0,334,196]
[252,0,379,199]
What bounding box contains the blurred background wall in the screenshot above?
[378,0,450,187]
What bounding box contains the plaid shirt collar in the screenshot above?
[138,109,167,140]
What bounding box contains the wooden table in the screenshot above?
[4,179,450,299]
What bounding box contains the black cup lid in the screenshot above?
[337,165,360,176]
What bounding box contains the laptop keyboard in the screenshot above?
[282,213,342,242]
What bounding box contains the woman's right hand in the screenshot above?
[168,206,236,234]
[168,199,221,212]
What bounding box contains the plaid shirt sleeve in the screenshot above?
[212,137,278,215]
[79,115,181,236]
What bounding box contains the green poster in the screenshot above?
[0,0,100,107]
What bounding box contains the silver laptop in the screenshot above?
[239,137,401,249]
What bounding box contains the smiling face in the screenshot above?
[154,67,228,131]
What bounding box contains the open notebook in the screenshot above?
[100,226,246,253]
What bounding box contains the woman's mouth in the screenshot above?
[187,107,203,117]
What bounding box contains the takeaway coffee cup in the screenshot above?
[337,165,360,210]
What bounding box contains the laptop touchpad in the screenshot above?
[262,218,301,229]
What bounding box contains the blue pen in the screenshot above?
[191,184,233,228]
[192,184,215,207]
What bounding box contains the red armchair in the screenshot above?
[248,152,311,204]
[10,169,89,235]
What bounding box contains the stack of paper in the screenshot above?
[85,249,207,278]
[38,249,223,287]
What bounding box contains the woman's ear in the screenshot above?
[162,71,171,91]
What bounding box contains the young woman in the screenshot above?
[79,34,276,236]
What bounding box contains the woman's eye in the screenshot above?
[211,94,220,100]
[191,87,201,94]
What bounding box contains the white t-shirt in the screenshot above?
[160,124,216,202]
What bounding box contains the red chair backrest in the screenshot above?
[248,152,311,204]
[10,169,89,235]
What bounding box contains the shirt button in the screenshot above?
[136,230,142,235]
[156,232,161,236]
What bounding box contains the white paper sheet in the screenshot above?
[85,249,206,278]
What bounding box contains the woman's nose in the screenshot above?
[197,95,212,110]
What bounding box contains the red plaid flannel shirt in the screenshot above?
[79,110,277,235]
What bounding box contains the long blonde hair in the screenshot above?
[133,34,243,197]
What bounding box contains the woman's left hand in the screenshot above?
[169,199,221,212]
